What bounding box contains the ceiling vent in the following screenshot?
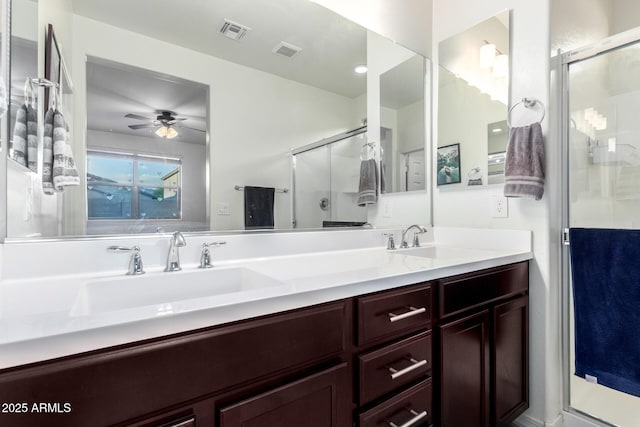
[219,19,251,41]
[272,42,302,59]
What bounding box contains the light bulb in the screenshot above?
[479,43,496,69]
[493,54,508,77]
[155,126,168,137]
[354,65,368,74]
[166,127,178,139]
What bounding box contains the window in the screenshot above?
[87,151,181,220]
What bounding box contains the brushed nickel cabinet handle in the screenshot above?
[388,306,426,322]
[387,409,428,427]
[167,417,195,427]
[388,357,428,379]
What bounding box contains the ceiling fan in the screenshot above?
[125,110,205,139]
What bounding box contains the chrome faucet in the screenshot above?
[165,231,187,272]
[401,224,428,248]
[199,241,227,268]
[107,245,145,275]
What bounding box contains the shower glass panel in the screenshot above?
[566,39,640,426]
[293,131,368,228]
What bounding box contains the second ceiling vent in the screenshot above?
[272,42,302,59]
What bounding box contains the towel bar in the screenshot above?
[234,185,288,193]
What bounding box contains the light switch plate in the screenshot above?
[216,203,230,216]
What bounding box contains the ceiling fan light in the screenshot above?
[166,127,178,139]
[155,126,168,137]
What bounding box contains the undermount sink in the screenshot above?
[70,267,287,316]
[394,246,493,260]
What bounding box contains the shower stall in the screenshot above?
[561,29,640,426]
[292,127,369,229]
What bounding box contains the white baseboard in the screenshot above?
[513,413,563,427]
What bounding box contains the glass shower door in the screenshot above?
[566,37,640,426]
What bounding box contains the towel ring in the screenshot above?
[507,97,545,127]
[360,142,376,161]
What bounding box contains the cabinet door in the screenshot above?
[219,363,350,427]
[439,310,490,427]
[493,296,529,426]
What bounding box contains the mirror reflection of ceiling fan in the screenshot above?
[125,110,205,139]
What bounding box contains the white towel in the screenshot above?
[357,158,379,206]
[11,104,28,167]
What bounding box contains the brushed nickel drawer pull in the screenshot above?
[387,409,428,427]
[388,306,426,322]
[168,417,195,427]
[388,357,428,379]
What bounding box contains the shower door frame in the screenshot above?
[559,27,640,427]
[290,126,367,229]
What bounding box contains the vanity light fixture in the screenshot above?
[479,41,497,69]
[354,65,368,74]
[493,53,509,77]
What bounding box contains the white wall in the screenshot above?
[70,14,362,233]
[432,2,557,427]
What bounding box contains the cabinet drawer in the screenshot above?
[220,363,350,427]
[359,378,432,427]
[358,284,432,346]
[439,262,528,319]
[358,331,431,405]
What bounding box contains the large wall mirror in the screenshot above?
[437,10,510,188]
[4,0,429,239]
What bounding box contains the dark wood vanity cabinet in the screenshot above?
[0,261,528,427]
[436,262,529,427]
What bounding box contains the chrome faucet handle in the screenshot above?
[401,224,429,248]
[412,231,427,248]
[165,231,187,272]
[199,241,227,269]
[107,245,145,275]
[383,233,396,250]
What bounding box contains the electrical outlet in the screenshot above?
[382,199,392,218]
[491,195,508,218]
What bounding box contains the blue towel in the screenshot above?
[569,228,640,397]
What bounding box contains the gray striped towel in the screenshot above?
[357,158,379,206]
[504,122,545,200]
[11,104,28,167]
[52,110,80,192]
[42,108,56,194]
[26,105,38,172]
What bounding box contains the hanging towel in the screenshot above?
[52,111,80,191]
[42,108,56,194]
[0,76,8,118]
[504,122,545,200]
[569,228,640,397]
[244,186,275,229]
[11,104,28,167]
[26,105,38,172]
[357,158,379,206]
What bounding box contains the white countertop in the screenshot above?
[0,227,533,370]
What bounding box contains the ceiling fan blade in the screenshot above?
[167,118,187,124]
[125,113,154,121]
[128,124,159,130]
[173,124,206,132]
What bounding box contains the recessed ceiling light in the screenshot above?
[354,65,368,74]
[492,128,503,133]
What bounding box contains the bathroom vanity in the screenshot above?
[0,256,529,427]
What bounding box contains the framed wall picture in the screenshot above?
[437,143,461,185]
[44,24,61,110]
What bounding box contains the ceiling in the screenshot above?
[86,58,208,144]
[72,0,367,99]
[380,55,425,110]
[74,0,368,145]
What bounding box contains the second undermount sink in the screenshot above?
[70,267,287,317]
[394,245,494,260]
